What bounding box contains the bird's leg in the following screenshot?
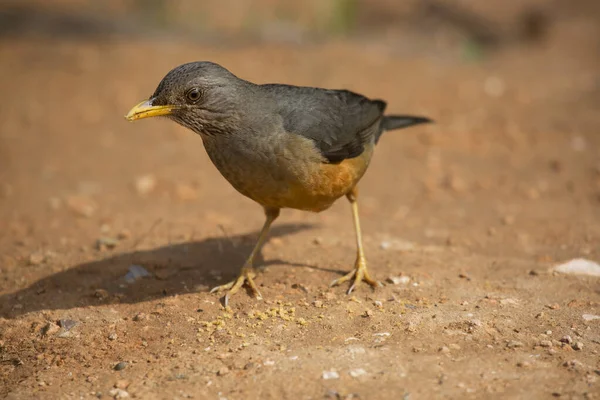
[210,207,280,306]
[330,188,381,294]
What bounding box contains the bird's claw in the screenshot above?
[210,268,263,307]
[330,260,381,294]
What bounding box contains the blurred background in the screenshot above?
[1,1,600,398]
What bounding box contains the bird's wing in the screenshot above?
[265,85,386,163]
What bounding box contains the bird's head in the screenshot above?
[125,61,246,135]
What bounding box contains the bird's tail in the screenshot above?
[375,114,432,143]
[382,115,433,131]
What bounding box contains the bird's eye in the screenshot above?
[186,88,202,103]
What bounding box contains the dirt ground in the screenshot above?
[1,4,600,400]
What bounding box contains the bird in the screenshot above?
[125,61,432,305]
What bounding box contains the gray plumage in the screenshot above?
[150,61,431,164]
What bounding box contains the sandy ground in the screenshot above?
[1,13,600,400]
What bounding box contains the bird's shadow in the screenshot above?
[0,223,339,318]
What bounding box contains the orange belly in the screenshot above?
[255,145,373,212]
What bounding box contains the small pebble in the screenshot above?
[373,332,391,337]
[114,362,128,371]
[322,370,340,380]
[28,252,45,266]
[507,340,524,349]
[108,333,118,341]
[439,346,450,354]
[583,314,600,321]
[133,313,147,322]
[58,319,78,331]
[517,361,531,368]
[114,380,130,389]
[313,300,323,308]
[108,388,130,399]
[484,76,505,97]
[66,195,97,217]
[539,340,553,348]
[349,368,367,378]
[175,182,198,201]
[217,367,230,376]
[117,229,131,240]
[324,292,336,301]
[546,303,560,310]
[42,322,60,336]
[502,215,515,225]
[553,258,600,277]
[387,276,410,285]
[134,174,156,195]
[573,342,584,351]
[124,265,151,283]
[96,237,118,251]
[363,310,374,317]
[571,136,586,152]
[560,335,573,344]
[48,197,62,210]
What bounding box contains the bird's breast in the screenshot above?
[202,134,373,212]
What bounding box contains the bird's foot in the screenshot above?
[330,258,382,294]
[210,267,263,307]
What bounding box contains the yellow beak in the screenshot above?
[125,100,177,121]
